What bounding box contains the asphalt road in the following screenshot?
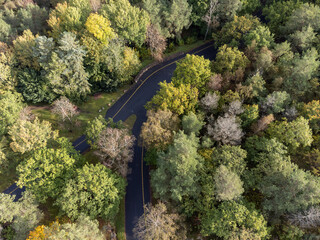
[3,41,216,239]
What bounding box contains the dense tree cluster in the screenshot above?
[2,0,320,239]
[139,0,320,239]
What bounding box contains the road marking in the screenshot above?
[112,43,214,120]
[74,43,214,150]
[8,186,18,195]
[74,138,86,148]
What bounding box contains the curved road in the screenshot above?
[3,41,216,239]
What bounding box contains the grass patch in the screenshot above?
[115,198,126,240]
[140,40,206,69]
[32,84,131,142]
[164,40,206,57]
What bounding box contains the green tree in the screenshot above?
[266,117,313,153]
[12,29,39,69]
[216,0,241,22]
[163,0,192,39]
[201,201,269,239]
[55,163,126,220]
[151,131,203,202]
[262,0,302,35]
[16,141,79,201]
[289,25,317,52]
[301,100,320,133]
[244,25,274,50]
[244,73,267,99]
[283,48,320,99]
[214,165,244,201]
[0,191,43,240]
[46,32,90,102]
[182,112,204,136]
[100,0,149,46]
[0,50,15,91]
[258,162,320,217]
[0,91,24,136]
[284,3,320,34]
[32,35,55,68]
[187,0,210,26]
[48,1,91,39]
[85,115,107,148]
[140,110,180,150]
[143,0,192,39]
[211,145,247,175]
[260,91,291,114]
[240,0,261,14]
[0,4,48,40]
[172,54,212,94]
[44,215,104,240]
[213,45,249,74]
[213,15,260,47]
[240,104,259,128]
[244,136,290,183]
[17,68,55,103]
[0,17,12,42]
[146,81,199,115]
[8,118,58,154]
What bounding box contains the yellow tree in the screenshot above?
[85,13,116,45]
[146,81,199,115]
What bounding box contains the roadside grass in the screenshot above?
[140,40,206,69]
[32,84,131,142]
[164,40,206,57]
[1,40,205,231]
[31,40,206,143]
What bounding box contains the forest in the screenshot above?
[1,0,320,239]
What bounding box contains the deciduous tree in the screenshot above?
[51,96,78,123]
[172,54,212,94]
[0,191,43,240]
[284,3,320,34]
[213,45,249,75]
[258,162,320,217]
[182,112,204,136]
[43,215,104,240]
[266,117,313,153]
[146,81,199,115]
[95,127,135,177]
[208,113,244,145]
[0,91,24,136]
[211,145,247,175]
[200,91,220,112]
[100,0,149,46]
[260,91,291,114]
[146,24,166,61]
[151,131,203,202]
[55,163,126,220]
[214,165,244,201]
[201,201,269,239]
[16,139,79,201]
[84,13,116,45]
[140,110,180,150]
[9,117,58,154]
[133,203,186,240]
